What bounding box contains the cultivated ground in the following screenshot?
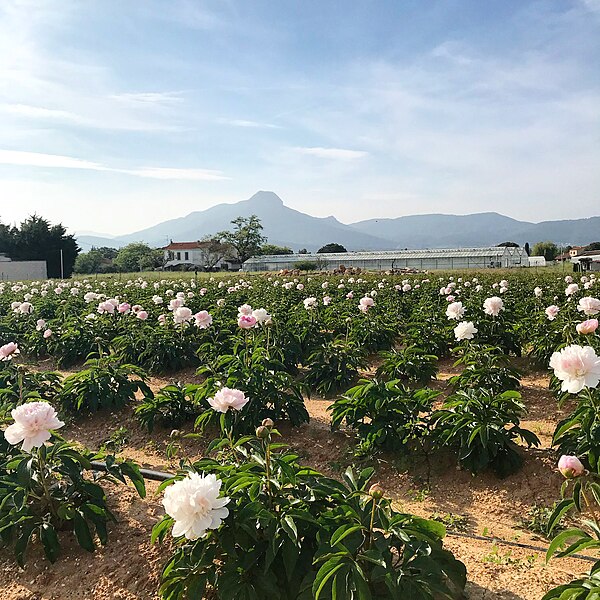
[0,357,590,600]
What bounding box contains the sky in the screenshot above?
[0,0,599,235]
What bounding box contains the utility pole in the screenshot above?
[60,248,64,279]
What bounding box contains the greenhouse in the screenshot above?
[242,246,529,272]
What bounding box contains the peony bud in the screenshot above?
[256,426,270,439]
[368,483,384,499]
[558,455,585,479]
[261,418,274,428]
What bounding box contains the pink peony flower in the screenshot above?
[238,314,257,329]
[0,342,20,361]
[549,345,600,394]
[483,296,504,316]
[118,303,131,314]
[558,455,585,479]
[36,319,46,331]
[194,310,213,329]
[137,310,149,321]
[576,319,599,335]
[358,296,375,313]
[43,329,53,339]
[208,387,249,413]
[545,305,560,320]
[4,401,64,452]
[238,304,253,316]
[173,307,193,324]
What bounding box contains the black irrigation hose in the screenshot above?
[90,461,600,564]
[447,531,598,564]
[90,460,173,482]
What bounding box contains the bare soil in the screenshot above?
[0,358,591,599]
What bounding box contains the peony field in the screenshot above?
[1,269,600,600]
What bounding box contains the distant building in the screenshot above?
[572,250,600,272]
[528,256,546,267]
[0,254,47,280]
[243,246,529,272]
[162,241,240,271]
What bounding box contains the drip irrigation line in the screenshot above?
[90,460,172,482]
[90,461,599,564]
[447,531,597,563]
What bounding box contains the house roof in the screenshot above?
[163,241,206,250]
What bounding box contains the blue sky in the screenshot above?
[0,0,599,235]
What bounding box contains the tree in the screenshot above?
[74,250,104,274]
[585,242,600,251]
[531,241,559,261]
[94,246,119,260]
[217,215,267,263]
[298,248,308,254]
[317,243,347,254]
[497,242,519,247]
[260,244,293,255]
[114,243,163,272]
[524,242,530,256]
[1,214,80,278]
[198,237,233,270]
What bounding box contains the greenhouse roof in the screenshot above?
[244,247,525,263]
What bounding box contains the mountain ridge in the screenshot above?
[75,191,600,252]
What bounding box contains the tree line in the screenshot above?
[73,215,351,274]
[0,215,79,278]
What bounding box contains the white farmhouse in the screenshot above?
[162,241,240,271]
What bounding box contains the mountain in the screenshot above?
[78,191,391,252]
[350,213,530,248]
[75,191,600,253]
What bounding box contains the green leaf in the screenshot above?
[331,524,365,548]
[40,523,61,563]
[73,511,95,553]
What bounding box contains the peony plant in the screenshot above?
[0,401,145,564]
[152,423,466,600]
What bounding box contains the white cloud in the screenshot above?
[121,167,228,181]
[0,149,228,181]
[293,147,368,160]
[220,118,280,129]
[0,149,106,170]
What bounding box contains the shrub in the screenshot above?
[0,435,145,565]
[135,382,200,432]
[195,346,308,435]
[59,355,152,413]
[304,338,367,396]
[449,345,521,394]
[152,428,466,600]
[552,388,600,473]
[432,389,539,477]
[330,378,438,455]
[376,345,438,384]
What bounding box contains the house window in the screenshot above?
[185,252,189,261]
[176,252,181,260]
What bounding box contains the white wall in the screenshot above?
[0,261,48,281]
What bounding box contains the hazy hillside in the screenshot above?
[80,191,391,252]
[76,191,600,252]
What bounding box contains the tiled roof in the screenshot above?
[163,241,205,250]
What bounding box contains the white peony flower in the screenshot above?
[550,345,600,394]
[483,296,504,316]
[445,301,465,321]
[454,321,478,341]
[207,387,249,413]
[4,401,64,452]
[578,297,600,316]
[162,473,230,540]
